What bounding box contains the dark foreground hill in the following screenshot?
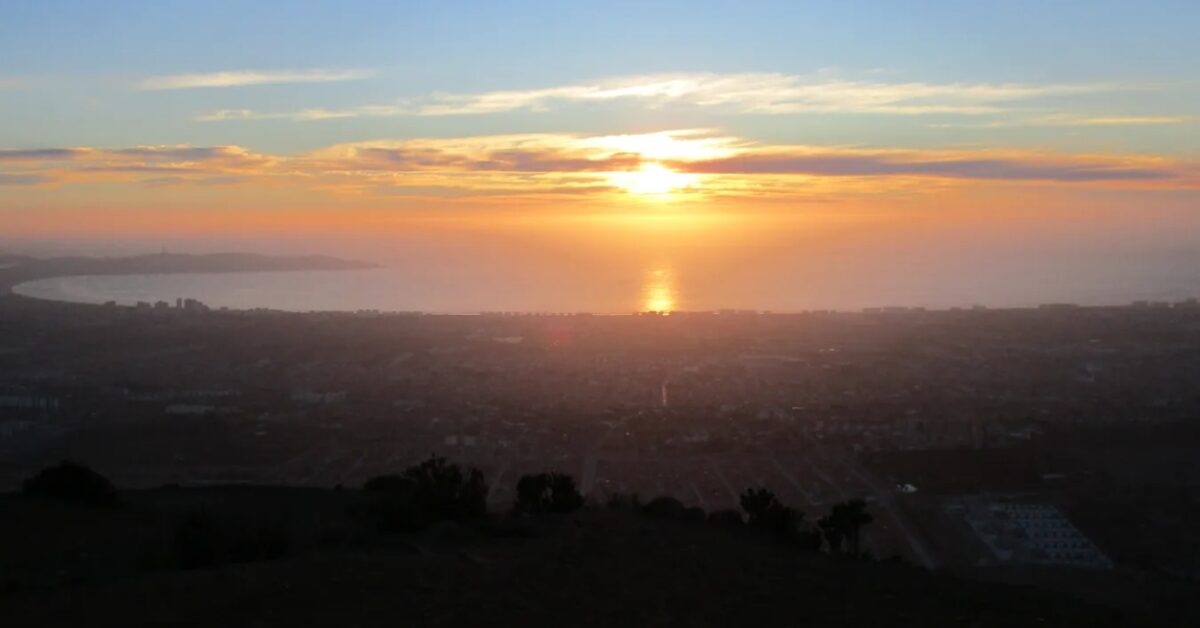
[0,485,1157,628]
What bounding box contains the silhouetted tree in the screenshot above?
[22,461,118,507]
[515,472,585,515]
[739,488,780,527]
[821,499,874,555]
[546,473,585,512]
[741,488,786,532]
[359,456,488,531]
[818,513,844,553]
[740,487,820,544]
[403,456,488,521]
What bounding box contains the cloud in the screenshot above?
[0,173,50,185]
[141,175,247,187]
[931,115,1194,129]
[196,106,405,122]
[138,68,374,90]
[674,149,1177,182]
[1,131,1192,198]
[0,148,89,161]
[196,72,1111,121]
[0,144,273,188]
[1032,115,1194,126]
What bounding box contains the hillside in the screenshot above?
[0,485,1154,628]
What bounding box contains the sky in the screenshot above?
[2,1,1199,308]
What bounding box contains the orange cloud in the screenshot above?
[1,132,1195,204]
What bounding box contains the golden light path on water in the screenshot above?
[642,267,677,313]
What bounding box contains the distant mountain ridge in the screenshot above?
[0,252,378,294]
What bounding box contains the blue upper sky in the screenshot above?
[1,0,1197,154]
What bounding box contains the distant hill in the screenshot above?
[19,252,376,274]
[0,485,1163,628]
[0,252,377,293]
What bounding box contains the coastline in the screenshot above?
[0,252,378,300]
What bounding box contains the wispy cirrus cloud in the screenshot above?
[932,115,1195,129]
[1,131,1192,196]
[197,105,405,122]
[1031,115,1194,126]
[196,72,1111,121]
[138,68,374,90]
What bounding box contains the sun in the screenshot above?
[610,163,698,196]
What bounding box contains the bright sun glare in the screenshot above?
[610,163,698,196]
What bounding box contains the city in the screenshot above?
[4,264,1199,597]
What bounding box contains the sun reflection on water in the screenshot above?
[642,267,677,313]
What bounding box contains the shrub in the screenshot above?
[821,499,874,555]
[22,461,119,507]
[740,487,822,548]
[514,472,585,515]
[359,456,489,532]
[403,456,488,521]
[739,488,780,527]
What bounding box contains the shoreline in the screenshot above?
[9,270,1200,319]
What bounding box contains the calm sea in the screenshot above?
[12,261,1198,314]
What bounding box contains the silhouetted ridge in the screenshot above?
[1,459,1157,627]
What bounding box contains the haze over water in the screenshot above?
[15,221,1200,313]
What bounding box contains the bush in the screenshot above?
[740,487,822,548]
[820,499,874,555]
[739,488,780,527]
[359,456,489,532]
[22,461,119,507]
[403,456,488,521]
[514,472,585,515]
